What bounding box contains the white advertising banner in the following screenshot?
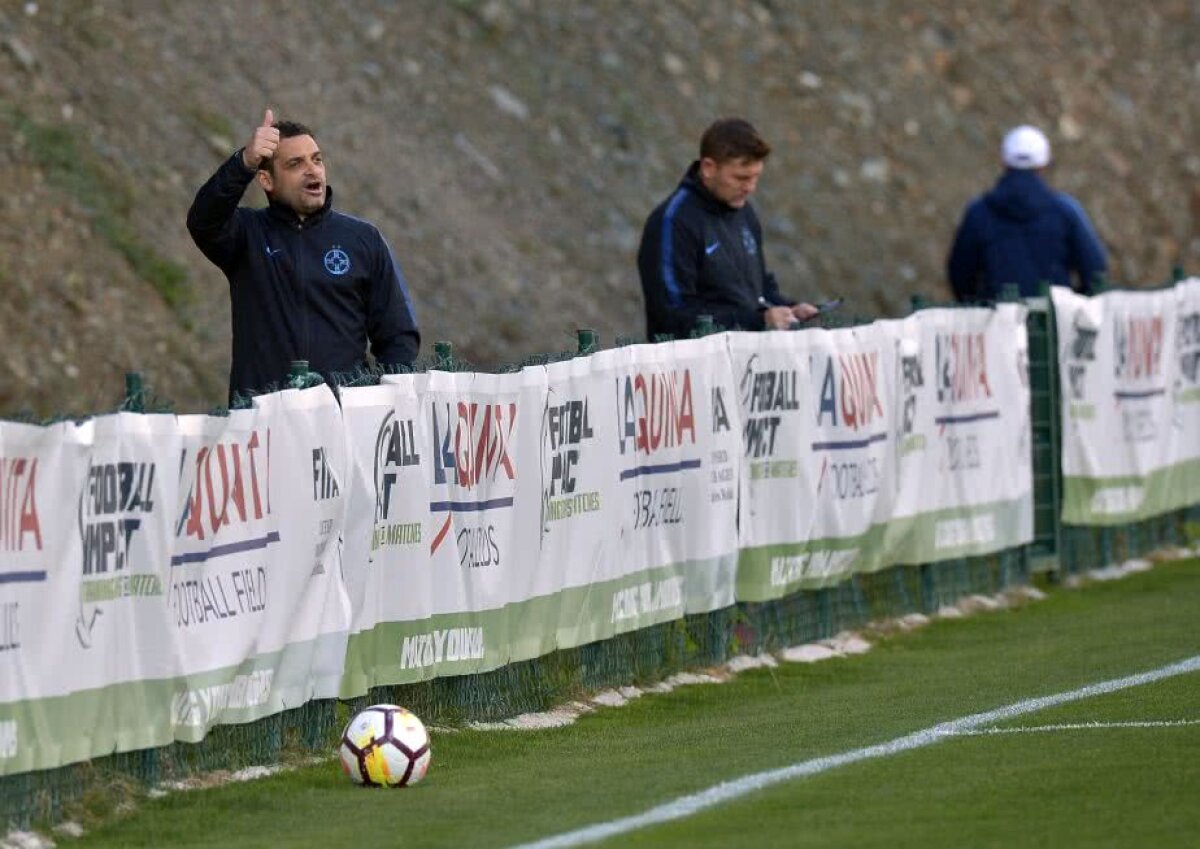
[338,378,433,695]
[411,368,546,679]
[1052,285,1198,523]
[1172,279,1200,501]
[728,329,818,598]
[735,324,899,597]
[248,387,351,705]
[66,413,182,757]
[169,386,349,740]
[534,353,623,648]
[604,336,742,629]
[887,305,1033,562]
[0,419,93,774]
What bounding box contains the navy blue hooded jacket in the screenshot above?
[947,169,1106,300]
[187,152,420,401]
[637,162,795,340]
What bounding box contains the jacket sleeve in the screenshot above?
[1059,193,1107,294]
[761,272,795,308]
[947,200,986,302]
[637,200,764,338]
[186,151,257,271]
[366,232,421,368]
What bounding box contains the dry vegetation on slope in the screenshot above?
[1,0,1197,415]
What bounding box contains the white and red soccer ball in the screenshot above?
[338,704,431,787]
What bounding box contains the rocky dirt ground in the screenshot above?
[1,0,1197,416]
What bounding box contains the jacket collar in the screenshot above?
[266,186,335,229]
[985,169,1054,221]
[680,161,739,214]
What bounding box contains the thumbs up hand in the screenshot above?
[242,108,280,170]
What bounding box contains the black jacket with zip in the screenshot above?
[187,151,420,401]
[637,161,795,340]
[947,168,1107,300]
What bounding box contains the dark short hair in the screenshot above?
[258,120,318,172]
[699,118,771,163]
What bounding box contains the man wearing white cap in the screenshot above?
[947,125,1107,300]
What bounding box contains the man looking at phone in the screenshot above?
[637,118,819,340]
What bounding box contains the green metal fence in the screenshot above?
[2,296,1195,829]
[1024,288,1064,572]
[1045,269,1200,576]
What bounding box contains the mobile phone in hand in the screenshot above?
[791,298,844,327]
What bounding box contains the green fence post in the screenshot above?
[817,588,833,638]
[123,372,145,413]
[1025,281,1063,577]
[919,563,935,613]
[433,341,455,369]
[288,360,309,389]
[894,565,913,612]
[849,576,868,624]
[1171,265,1185,283]
[576,328,598,356]
[955,558,969,599]
[1099,526,1115,567]
[910,294,931,313]
[694,314,715,337]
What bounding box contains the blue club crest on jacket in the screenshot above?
[324,246,351,276]
[741,226,757,257]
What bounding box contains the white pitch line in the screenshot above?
[508,655,1200,849]
[953,719,1200,735]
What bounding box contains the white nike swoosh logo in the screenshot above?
[705,243,720,255]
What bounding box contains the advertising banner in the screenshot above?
[887,305,1033,563]
[168,386,350,740]
[735,324,898,598]
[534,353,622,649]
[65,414,182,759]
[1052,285,1196,523]
[548,336,741,642]
[0,419,93,774]
[1172,279,1200,507]
[338,378,433,696]
[395,368,546,680]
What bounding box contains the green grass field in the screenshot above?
[64,558,1200,848]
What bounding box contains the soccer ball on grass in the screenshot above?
[338,704,431,787]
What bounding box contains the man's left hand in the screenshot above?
[791,303,820,322]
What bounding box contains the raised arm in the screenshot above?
[186,109,279,270]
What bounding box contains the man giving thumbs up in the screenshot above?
[187,109,420,403]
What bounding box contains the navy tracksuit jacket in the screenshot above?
[637,162,796,340]
[187,152,420,401]
[947,169,1107,300]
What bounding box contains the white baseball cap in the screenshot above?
[1001,125,1051,169]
